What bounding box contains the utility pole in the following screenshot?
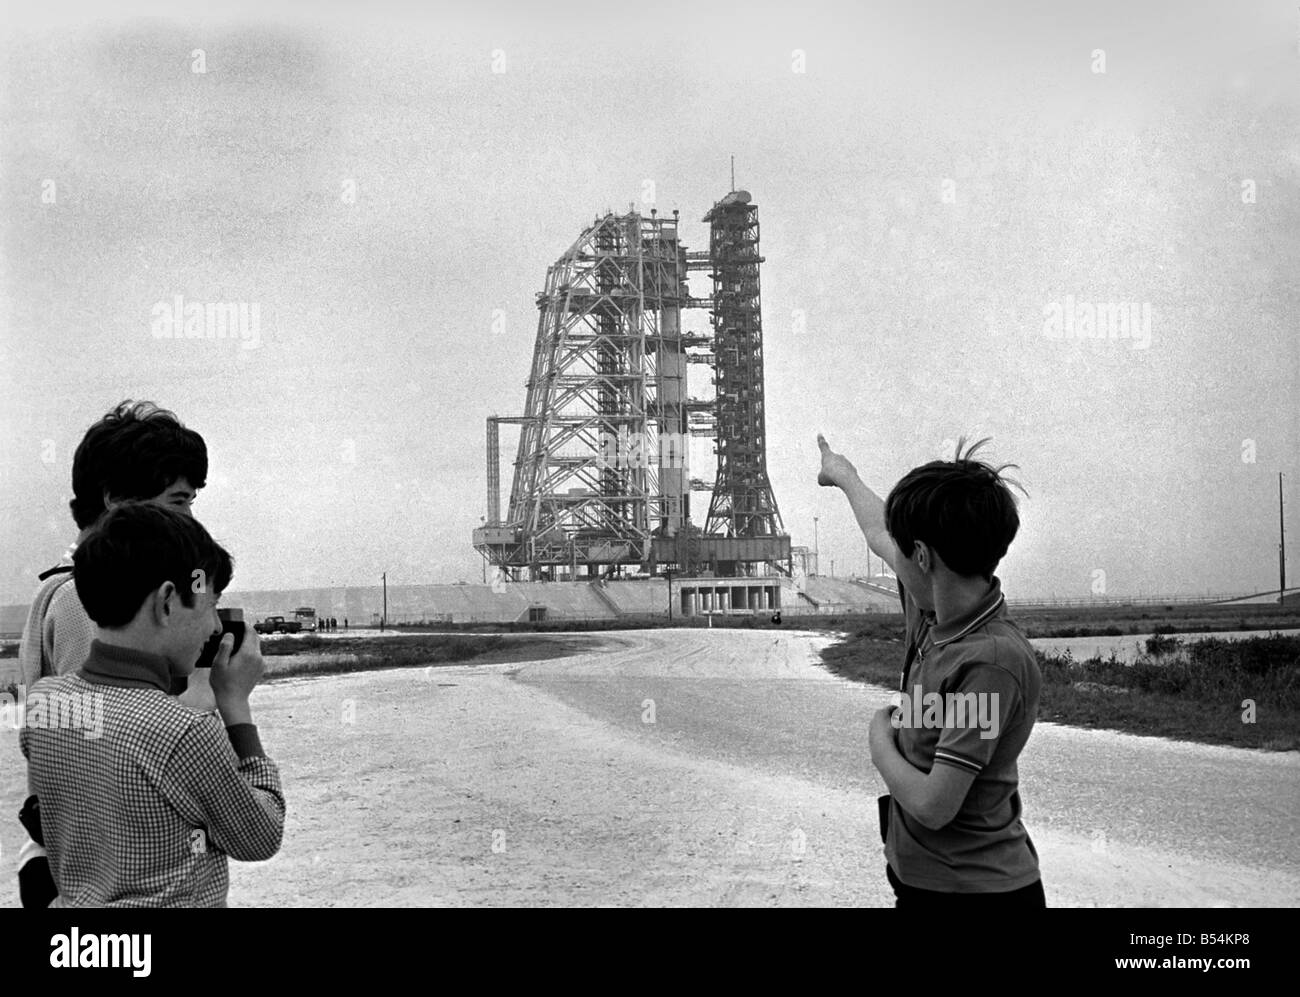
[1280,472,1287,605]
[814,516,819,577]
[666,568,674,622]
[381,571,388,630]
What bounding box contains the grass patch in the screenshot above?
[820,626,1300,751]
[261,635,509,679]
[2,635,589,695]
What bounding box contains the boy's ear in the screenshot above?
[913,540,929,573]
[153,580,179,625]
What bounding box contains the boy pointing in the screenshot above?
[818,433,1045,907]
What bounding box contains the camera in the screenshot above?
[194,607,245,669]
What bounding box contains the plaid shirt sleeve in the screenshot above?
[160,715,285,862]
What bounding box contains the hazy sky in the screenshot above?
[1,0,1297,604]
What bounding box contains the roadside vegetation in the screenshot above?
[257,633,603,680]
[820,622,1300,752]
[0,634,598,696]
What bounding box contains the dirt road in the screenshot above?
[2,627,1296,906]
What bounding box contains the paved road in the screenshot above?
[513,628,1300,904]
[2,627,1295,906]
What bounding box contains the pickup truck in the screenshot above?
[253,616,302,635]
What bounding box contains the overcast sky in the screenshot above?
[1,0,1297,604]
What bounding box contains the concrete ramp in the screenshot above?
[789,576,898,613]
[600,580,670,615]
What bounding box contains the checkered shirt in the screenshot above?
[18,641,285,907]
[8,559,90,691]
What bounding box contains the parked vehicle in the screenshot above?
[253,615,302,635]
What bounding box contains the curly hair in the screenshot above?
[69,400,208,529]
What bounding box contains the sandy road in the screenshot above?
[1,627,1296,906]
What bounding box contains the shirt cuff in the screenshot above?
[225,723,265,759]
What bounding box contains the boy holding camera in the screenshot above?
[19,502,284,907]
[11,400,219,906]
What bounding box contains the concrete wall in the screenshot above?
[0,576,900,634]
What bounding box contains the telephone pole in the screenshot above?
[1280,473,1287,605]
[814,516,819,577]
[382,571,388,630]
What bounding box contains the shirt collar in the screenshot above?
[930,576,1006,646]
[78,639,175,692]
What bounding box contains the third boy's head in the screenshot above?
[885,438,1024,605]
[73,503,234,676]
[69,400,208,530]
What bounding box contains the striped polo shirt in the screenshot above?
[884,576,1043,892]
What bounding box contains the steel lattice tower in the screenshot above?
[702,191,784,540]
[474,190,791,581]
[473,209,690,579]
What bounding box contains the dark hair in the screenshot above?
[884,437,1027,581]
[73,502,233,628]
[69,400,208,529]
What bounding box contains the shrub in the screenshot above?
[1145,633,1181,656]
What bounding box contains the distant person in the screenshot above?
[11,400,216,907]
[20,502,285,907]
[344,617,348,629]
[817,433,1044,907]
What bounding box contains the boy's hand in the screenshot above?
[209,627,265,726]
[868,705,899,762]
[817,433,859,488]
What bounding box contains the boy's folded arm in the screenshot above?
[913,763,978,829]
[168,717,286,862]
[874,661,1024,829]
[873,733,978,830]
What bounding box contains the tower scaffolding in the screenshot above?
[473,190,790,581]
